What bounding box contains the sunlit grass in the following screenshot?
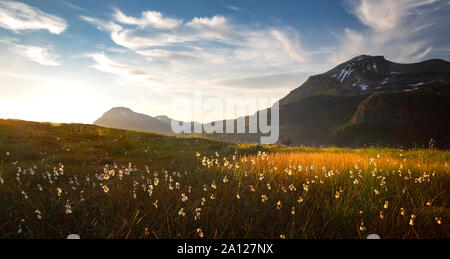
[0,119,448,239]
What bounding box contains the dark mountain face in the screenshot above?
[276,55,450,148]
[94,107,173,135]
[280,55,450,104]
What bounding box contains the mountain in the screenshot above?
[94,55,450,148]
[280,55,449,104]
[208,55,450,148]
[276,55,450,148]
[94,107,173,135]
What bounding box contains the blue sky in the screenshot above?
[0,0,449,123]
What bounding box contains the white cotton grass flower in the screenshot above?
[409,214,416,226]
[181,193,188,202]
[276,201,282,210]
[359,222,366,231]
[194,208,201,220]
[34,210,42,220]
[178,208,186,217]
[196,228,204,238]
[65,201,72,214]
[261,195,268,203]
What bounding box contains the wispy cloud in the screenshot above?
[0,0,67,34]
[10,43,61,66]
[331,0,449,63]
[80,8,310,95]
[224,5,246,13]
[113,8,182,29]
[0,38,61,66]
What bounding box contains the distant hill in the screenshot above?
[94,107,173,135]
[94,55,450,148]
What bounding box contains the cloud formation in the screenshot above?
[0,0,67,34]
[1,38,61,66]
[331,0,449,63]
[80,8,310,95]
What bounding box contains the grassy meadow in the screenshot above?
[0,119,448,239]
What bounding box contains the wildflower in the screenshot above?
[178,208,186,217]
[250,185,255,192]
[35,210,42,220]
[144,227,150,236]
[6,152,10,156]
[383,201,389,209]
[291,207,295,215]
[298,196,304,203]
[196,228,204,238]
[400,208,405,216]
[210,194,215,200]
[259,174,264,181]
[409,215,416,226]
[426,201,431,207]
[374,189,379,195]
[201,197,206,206]
[194,208,201,220]
[181,193,188,202]
[222,176,229,183]
[379,211,384,220]
[236,192,240,199]
[0,175,3,185]
[435,217,442,225]
[57,187,62,197]
[360,222,366,231]
[280,235,286,239]
[261,195,268,203]
[153,200,158,208]
[65,201,72,214]
[211,181,217,189]
[276,201,282,210]
[335,191,340,199]
[102,185,109,193]
[21,191,28,199]
[288,184,296,191]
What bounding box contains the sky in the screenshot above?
[0,0,449,123]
